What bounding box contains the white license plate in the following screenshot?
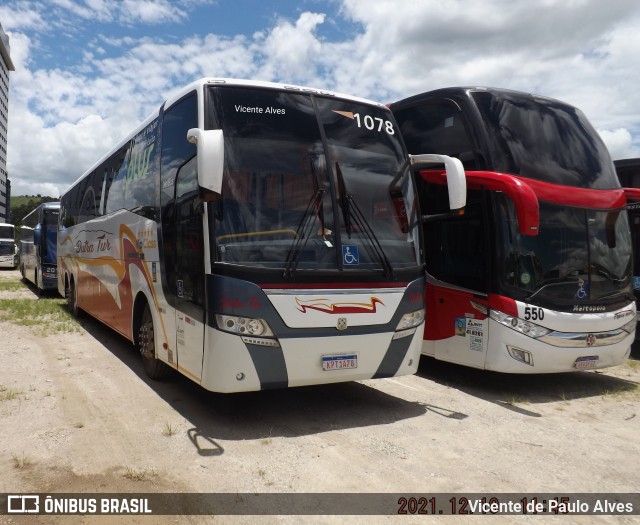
[575,356,599,369]
[322,354,357,371]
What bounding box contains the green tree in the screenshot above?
[9,196,57,227]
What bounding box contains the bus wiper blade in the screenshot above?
[525,279,578,302]
[344,194,395,280]
[334,162,394,279]
[283,189,325,279]
[597,290,634,301]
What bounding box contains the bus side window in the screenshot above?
[79,171,101,223]
[127,121,159,219]
[105,145,131,215]
[396,101,482,170]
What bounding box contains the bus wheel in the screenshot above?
[67,278,80,316]
[35,270,42,295]
[138,305,171,380]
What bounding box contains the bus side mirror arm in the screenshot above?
[409,153,466,211]
[422,210,465,223]
[187,128,225,195]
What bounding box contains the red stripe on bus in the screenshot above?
[421,169,626,209]
[623,187,640,202]
[513,176,626,208]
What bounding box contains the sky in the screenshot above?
[1,0,640,198]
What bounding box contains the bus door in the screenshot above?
[173,156,206,382]
[159,92,205,382]
[422,184,491,368]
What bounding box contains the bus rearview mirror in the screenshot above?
[410,153,466,211]
[187,128,224,195]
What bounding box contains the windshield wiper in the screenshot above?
[344,194,395,279]
[525,278,579,302]
[335,163,394,280]
[283,189,326,279]
[597,290,633,301]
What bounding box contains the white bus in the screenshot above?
[57,78,466,393]
[0,222,17,269]
[391,87,635,373]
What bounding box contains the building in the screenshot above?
[0,22,14,223]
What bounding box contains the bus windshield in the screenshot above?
[0,225,14,239]
[472,91,620,189]
[496,196,632,307]
[206,86,419,275]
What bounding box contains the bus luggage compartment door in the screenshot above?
[427,285,489,369]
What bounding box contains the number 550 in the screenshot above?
[524,306,544,321]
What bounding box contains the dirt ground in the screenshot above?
[0,268,639,525]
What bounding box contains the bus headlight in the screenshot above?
[490,309,551,339]
[622,318,636,334]
[393,309,425,339]
[215,314,275,337]
[395,309,425,331]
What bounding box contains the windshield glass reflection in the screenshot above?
[496,196,632,305]
[206,86,420,274]
[472,91,620,189]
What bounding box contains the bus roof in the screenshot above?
[22,202,60,215]
[63,77,388,197]
[614,158,640,169]
[165,77,385,109]
[390,86,570,110]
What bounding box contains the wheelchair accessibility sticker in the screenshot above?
[342,245,359,266]
[576,278,589,300]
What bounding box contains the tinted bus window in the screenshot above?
[472,91,619,189]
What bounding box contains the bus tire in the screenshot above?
[35,270,42,295]
[67,277,80,316]
[138,304,171,380]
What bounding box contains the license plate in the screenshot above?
[322,354,357,371]
[575,356,599,369]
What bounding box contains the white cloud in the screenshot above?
[120,0,187,25]
[599,129,640,161]
[256,12,326,83]
[0,4,49,32]
[49,0,192,25]
[50,0,113,22]
[8,105,128,198]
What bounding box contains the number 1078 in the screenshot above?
[353,113,395,135]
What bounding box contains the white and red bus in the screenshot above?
[391,87,635,373]
[57,78,466,392]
